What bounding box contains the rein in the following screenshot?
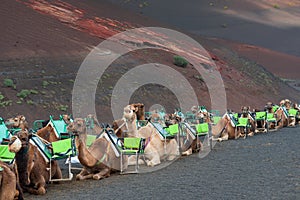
[114,121,126,136]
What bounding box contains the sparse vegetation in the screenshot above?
[57,104,68,111]
[3,78,16,89]
[42,80,49,88]
[0,92,12,107]
[17,89,32,99]
[17,89,38,99]
[173,55,188,68]
[26,100,34,105]
[273,4,280,9]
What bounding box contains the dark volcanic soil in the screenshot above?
[1,0,300,125]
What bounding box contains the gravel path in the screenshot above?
[25,126,300,200]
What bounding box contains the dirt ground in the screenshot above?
[23,126,300,200]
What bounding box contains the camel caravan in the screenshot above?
[0,99,299,198]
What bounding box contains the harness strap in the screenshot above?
[96,153,107,165]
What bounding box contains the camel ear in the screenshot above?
[21,115,26,121]
[133,105,139,112]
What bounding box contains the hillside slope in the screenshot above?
[0,0,299,124]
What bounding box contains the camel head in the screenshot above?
[5,115,28,130]
[241,106,250,117]
[265,102,273,111]
[164,113,181,126]
[131,103,145,120]
[62,114,73,125]
[293,103,299,110]
[8,130,30,153]
[284,99,291,109]
[67,118,87,136]
[123,104,137,122]
[279,99,286,106]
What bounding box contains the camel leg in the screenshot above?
[92,168,111,180]
[51,161,62,180]
[146,155,160,167]
[144,148,161,167]
[166,140,179,160]
[218,133,228,142]
[24,176,47,195]
[76,168,94,180]
[181,148,192,156]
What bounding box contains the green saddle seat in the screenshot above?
[152,122,176,139]
[255,111,266,120]
[267,113,276,122]
[0,122,10,144]
[288,108,299,117]
[195,123,209,136]
[0,145,15,163]
[236,117,249,127]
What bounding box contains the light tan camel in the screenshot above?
[211,112,238,142]
[112,103,145,138]
[164,113,201,155]
[122,105,179,167]
[67,118,127,180]
[275,106,289,128]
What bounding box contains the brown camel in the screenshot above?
[36,124,59,143]
[5,115,28,130]
[122,105,179,167]
[67,118,127,180]
[8,130,62,195]
[0,161,24,200]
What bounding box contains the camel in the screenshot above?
[190,106,212,124]
[292,103,300,124]
[122,105,179,167]
[265,102,274,113]
[212,112,239,142]
[112,103,146,138]
[35,114,74,143]
[36,124,60,143]
[8,130,62,195]
[5,115,28,130]
[264,102,278,130]
[0,161,24,200]
[274,106,289,129]
[67,118,126,180]
[236,106,255,137]
[164,113,201,155]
